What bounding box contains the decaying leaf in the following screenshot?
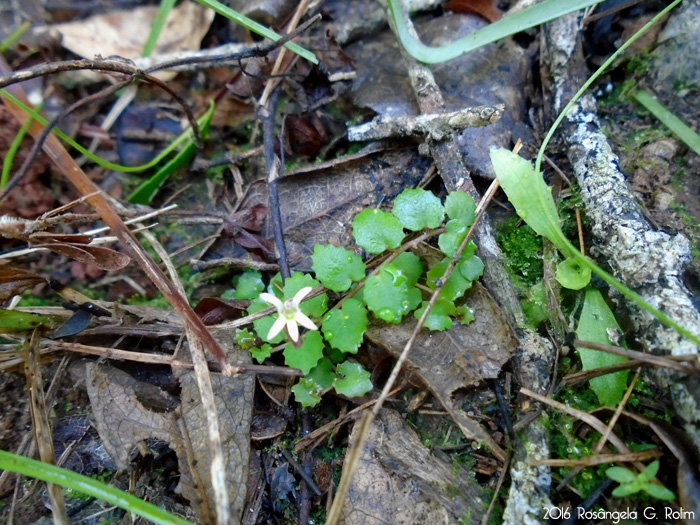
[83,329,253,523]
[46,0,214,80]
[172,329,254,523]
[0,264,47,301]
[366,284,515,455]
[340,409,486,524]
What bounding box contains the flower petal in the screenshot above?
[291,286,313,307]
[295,312,318,331]
[267,315,287,340]
[260,292,283,310]
[287,318,299,342]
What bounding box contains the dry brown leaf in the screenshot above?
[48,0,214,80]
[340,409,486,524]
[0,264,47,301]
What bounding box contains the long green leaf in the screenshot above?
[387,0,602,64]
[128,100,216,203]
[492,147,700,346]
[0,89,195,173]
[142,0,178,57]
[576,288,628,406]
[633,90,700,157]
[192,0,317,64]
[0,449,194,525]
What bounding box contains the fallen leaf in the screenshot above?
[340,409,487,524]
[0,264,47,301]
[47,0,214,80]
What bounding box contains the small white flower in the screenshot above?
[260,286,318,342]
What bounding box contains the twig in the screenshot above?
[281,448,321,497]
[532,448,661,467]
[574,340,700,376]
[259,87,290,279]
[480,455,510,525]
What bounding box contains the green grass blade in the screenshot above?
[1,101,41,188]
[0,89,195,173]
[535,0,684,173]
[128,100,215,203]
[387,0,602,64]
[0,20,31,53]
[142,0,178,57]
[192,0,318,64]
[0,449,194,525]
[633,90,700,157]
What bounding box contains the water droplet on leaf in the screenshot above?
[377,307,395,322]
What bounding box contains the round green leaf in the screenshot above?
[283,331,324,375]
[281,272,328,317]
[292,377,323,407]
[426,258,472,302]
[454,305,475,325]
[248,297,284,344]
[556,257,591,290]
[311,244,366,292]
[250,343,272,364]
[392,251,423,287]
[414,299,455,331]
[334,361,373,398]
[235,328,256,350]
[438,219,468,257]
[307,358,336,390]
[363,266,422,323]
[231,270,265,299]
[460,253,484,281]
[352,209,405,254]
[322,298,368,354]
[392,188,445,231]
[445,191,476,225]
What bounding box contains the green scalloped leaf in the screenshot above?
[322,298,368,354]
[438,219,468,257]
[283,331,324,375]
[250,343,272,364]
[556,257,591,290]
[606,466,638,484]
[641,483,675,501]
[426,258,472,302]
[333,361,373,398]
[392,188,445,231]
[392,251,423,287]
[248,297,284,344]
[291,377,323,407]
[454,305,475,325]
[414,299,455,331]
[235,328,256,350]
[352,209,405,254]
[278,272,328,318]
[363,266,422,323]
[445,191,476,225]
[460,253,484,281]
[307,358,335,390]
[311,244,366,292]
[576,288,628,406]
[231,270,265,299]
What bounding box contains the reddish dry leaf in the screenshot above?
[36,243,130,271]
[444,0,503,23]
[0,264,47,301]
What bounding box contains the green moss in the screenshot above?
[495,216,543,293]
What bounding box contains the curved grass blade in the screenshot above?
[128,100,215,203]
[633,90,700,157]
[192,0,317,64]
[0,449,194,525]
[387,0,602,64]
[1,89,197,173]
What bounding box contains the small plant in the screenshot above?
[238,188,483,406]
[606,460,675,500]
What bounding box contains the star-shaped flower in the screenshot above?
[260,286,318,342]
